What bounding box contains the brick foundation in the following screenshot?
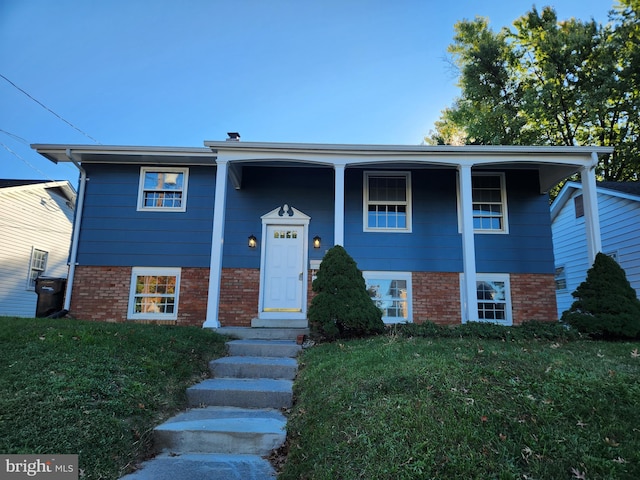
[70,266,208,326]
[69,266,557,327]
[218,268,260,327]
[510,273,558,324]
[412,272,462,325]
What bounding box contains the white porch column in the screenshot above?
[334,163,345,246]
[581,154,602,264]
[204,158,229,328]
[458,164,478,323]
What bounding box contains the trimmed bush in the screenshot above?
[308,245,384,340]
[561,252,640,339]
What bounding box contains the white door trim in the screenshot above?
[257,204,310,321]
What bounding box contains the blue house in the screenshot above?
[551,181,640,318]
[33,137,612,328]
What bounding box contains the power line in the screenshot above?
[0,128,29,145]
[1,142,54,180]
[0,73,100,144]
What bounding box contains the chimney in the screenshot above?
[227,132,241,141]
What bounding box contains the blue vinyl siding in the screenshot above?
[77,164,215,267]
[78,164,554,275]
[222,166,335,269]
[346,168,553,274]
[476,171,554,274]
[345,168,463,272]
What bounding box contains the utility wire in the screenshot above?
[0,128,29,145]
[0,73,100,144]
[1,142,54,180]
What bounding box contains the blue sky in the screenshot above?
[1,0,613,185]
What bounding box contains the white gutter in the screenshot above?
[63,148,87,311]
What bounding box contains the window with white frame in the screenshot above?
[363,271,412,323]
[460,273,512,325]
[137,167,188,211]
[27,248,48,289]
[363,172,411,231]
[472,173,508,232]
[128,268,181,320]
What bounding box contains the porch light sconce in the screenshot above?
[313,236,321,249]
[248,235,257,248]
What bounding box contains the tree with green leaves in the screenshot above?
[426,0,639,182]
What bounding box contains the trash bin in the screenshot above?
[35,277,67,317]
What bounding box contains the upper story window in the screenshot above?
[137,167,188,212]
[27,248,48,290]
[363,171,412,232]
[472,173,508,233]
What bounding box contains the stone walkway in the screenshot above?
[120,328,306,480]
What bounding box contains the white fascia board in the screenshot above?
[32,144,216,164]
[206,141,613,168]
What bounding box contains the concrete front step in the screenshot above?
[227,339,301,358]
[215,327,309,341]
[211,355,298,380]
[187,378,293,409]
[120,453,275,479]
[154,406,286,455]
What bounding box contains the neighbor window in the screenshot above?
[364,172,412,232]
[137,167,188,211]
[460,273,512,325]
[555,266,567,290]
[128,268,180,320]
[472,173,508,232]
[27,248,48,289]
[574,194,584,218]
[363,271,412,323]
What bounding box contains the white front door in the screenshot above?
[262,224,304,313]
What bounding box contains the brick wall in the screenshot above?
[510,273,558,324]
[218,268,260,327]
[412,272,461,325]
[69,266,557,327]
[70,266,209,326]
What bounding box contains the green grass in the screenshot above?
[0,317,227,479]
[281,334,640,479]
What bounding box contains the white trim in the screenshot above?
[460,273,513,326]
[128,267,181,320]
[363,171,412,232]
[137,166,189,212]
[458,165,479,323]
[581,161,602,263]
[204,159,229,328]
[334,164,345,246]
[363,271,413,324]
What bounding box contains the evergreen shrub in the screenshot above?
[561,252,640,339]
[308,245,385,340]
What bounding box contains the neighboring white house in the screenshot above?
[0,180,76,317]
[551,181,640,318]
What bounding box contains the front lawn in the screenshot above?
[281,334,640,479]
[0,317,227,479]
